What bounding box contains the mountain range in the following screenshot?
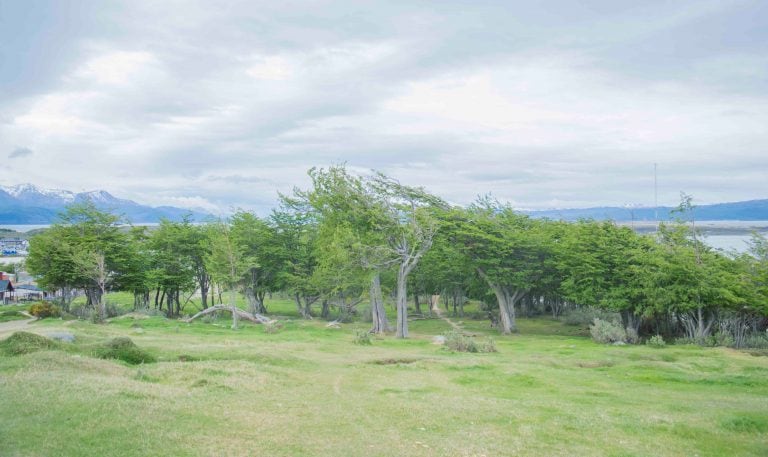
[1,183,766,224]
[0,184,212,224]
[523,199,768,221]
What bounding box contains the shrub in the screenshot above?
[95,337,156,364]
[589,318,627,344]
[28,301,61,319]
[477,337,498,353]
[104,302,128,318]
[741,331,768,349]
[353,330,372,345]
[707,332,735,348]
[674,337,697,346]
[445,331,477,352]
[263,320,284,334]
[0,331,58,355]
[625,327,639,344]
[443,331,497,353]
[646,335,666,348]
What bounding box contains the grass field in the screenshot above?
[1,298,767,456]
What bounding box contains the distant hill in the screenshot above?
[523,199,768,221]
[0,184,212,224]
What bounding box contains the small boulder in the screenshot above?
[432,335,446,345]
[46,332,76,343]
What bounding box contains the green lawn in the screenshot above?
[0,304,32,323]
[1,301,767,456]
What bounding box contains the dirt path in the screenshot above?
[431,305,462,331]
[0,317,37,337]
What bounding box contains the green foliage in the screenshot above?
[95,337,156,364]
[352,330,372,345]
[589,318,628,344]
[561,307,619,326]
[0,331,58,355]
[647,335,667,348]
[28,301,61,319]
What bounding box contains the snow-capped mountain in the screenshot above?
[0,184,212,224]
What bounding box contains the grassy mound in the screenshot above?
[94,337,156,365]
[0,331,58,355]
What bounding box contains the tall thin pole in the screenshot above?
[654,163,658,231]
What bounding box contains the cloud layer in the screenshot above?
[1,0,766,214]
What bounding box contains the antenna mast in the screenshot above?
[654,163,658,231]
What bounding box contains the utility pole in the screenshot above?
[654,163,658,232]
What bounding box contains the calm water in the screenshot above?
[1,224,761,254]
[703,235,754,253]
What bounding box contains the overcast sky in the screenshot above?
[1,0,766,214]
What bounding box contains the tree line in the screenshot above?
[26,166,768,344]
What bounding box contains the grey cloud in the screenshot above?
[1,0,766,213]
[9,147,32,159]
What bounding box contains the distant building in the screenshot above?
[0,238,28,255]
[0,279,14,304]
[15,284,44,301]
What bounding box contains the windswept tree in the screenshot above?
[272,203,320,319]
[368,173,445,338]
[449,200,554,334]
[294,166,394,333]
[205,221,249,329]
[26,227,79,311]
[559,220,657,333]
[231,211,281,315]
[27,202,131,321]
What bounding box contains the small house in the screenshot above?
[0,279,14,304]
[15,284,44,301]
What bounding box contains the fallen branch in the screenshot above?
[183,305,271,324]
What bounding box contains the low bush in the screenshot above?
[443,331,497,353]
[706,332,735,348]
[95,337,156,364]
[589,319,628,344]
[353,330,372,345]
[674,337,697,345]
[741,331,768,349]
[646,334,666,348]
[263,320,284,334]
[28,302,61,319]
[0,331,58,355]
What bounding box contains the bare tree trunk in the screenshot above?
[396,264,409,338]
[60,286,72,312]
[158,288,166,312]
[370,272,389,334]
[477,268,516,334]
[198,272,209,309]
[185,304,271,324]
[413,291,421,315]
[230,288,238,329]
[321,299,330,319]
[620,310,642,334]
[245,287,267,315]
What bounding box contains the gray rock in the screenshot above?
[46,332,75,343]
[432,335,446,345]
